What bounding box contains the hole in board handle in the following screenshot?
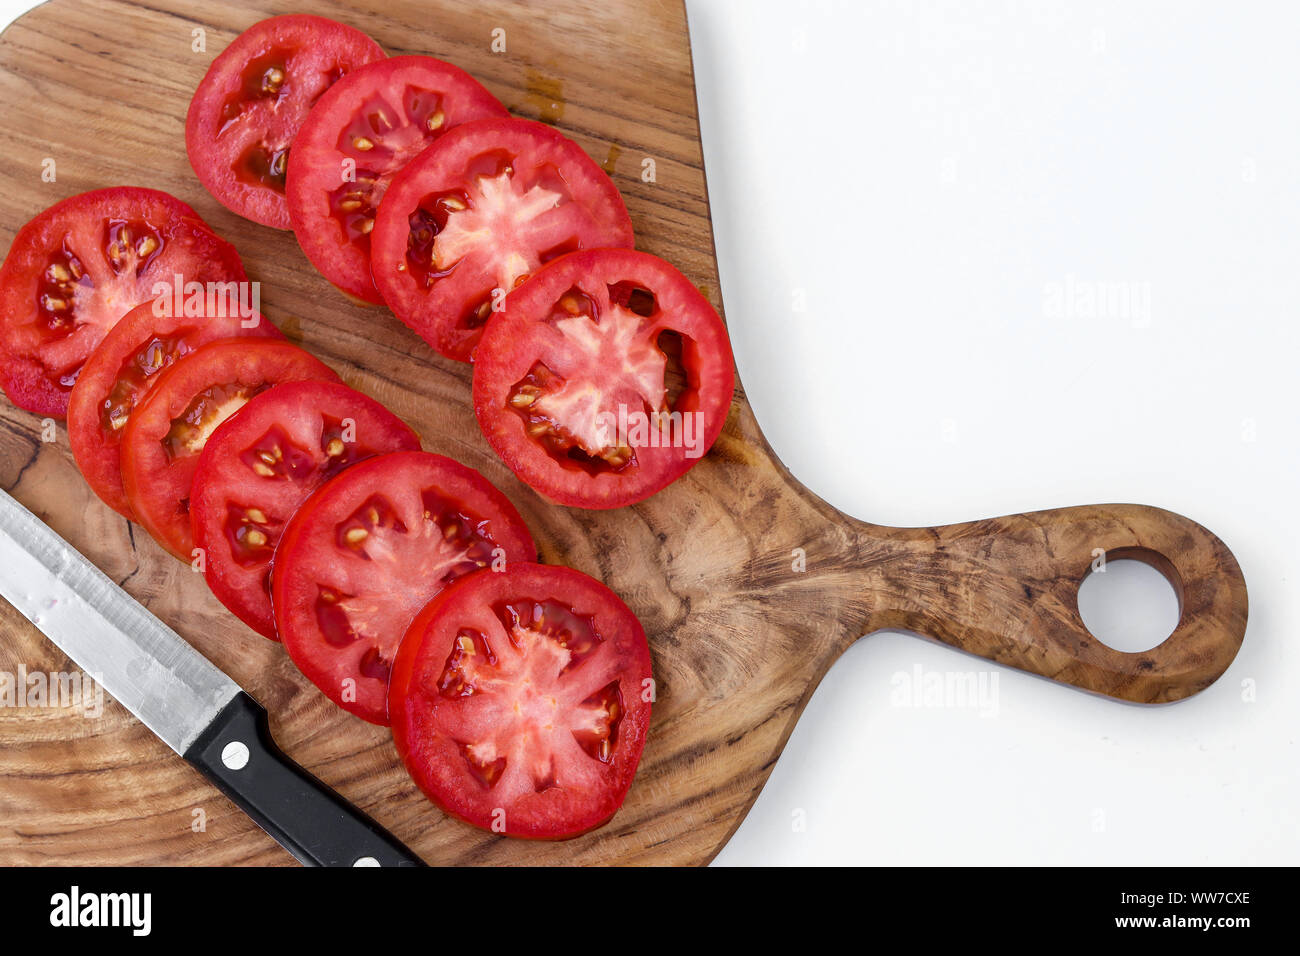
[1077,547,1183,653]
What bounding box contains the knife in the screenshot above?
[0,488,424,867]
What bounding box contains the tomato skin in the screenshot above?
[472,248,735,509]
[389,563,652,840]
[371,117,635,362]
[186,15,386,229]
[0,187,247,417]
[271,450,537,725]
[190,380,420,639]
[286,55,508,304]
[68,303,282,519]
[121,339,339,559]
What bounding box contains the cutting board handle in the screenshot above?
[877,504,1248,702]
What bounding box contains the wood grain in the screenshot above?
[0,0,1248,866]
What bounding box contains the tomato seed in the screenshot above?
[262,67,284,95]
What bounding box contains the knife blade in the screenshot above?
[0,488,423,867]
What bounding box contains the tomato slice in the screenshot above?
[0,188,247,417]
[271,450,537,725]
[472,248,735,509]
[389,563,652,839]
[190,381,420,639]
[186,15,386,229]
[370,117,635,362]
[67,303,282,519]
[287,55,507,304]
[121,340,339,559]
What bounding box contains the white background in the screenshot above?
[2,0,1296,865]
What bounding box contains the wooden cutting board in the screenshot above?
[0,0,1249,866]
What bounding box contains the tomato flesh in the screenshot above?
[389,563,652,839]
[0,188,246,416]
[287,55,507,303]
[371,117,635,361]
[186,15,385,228]
[190,380,420,639]
[473,248,735,509]
[68,302,281,518]
[121,340,339,559]
[272,450,537,724]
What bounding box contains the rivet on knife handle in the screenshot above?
[183,692,425,867]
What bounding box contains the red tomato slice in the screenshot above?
[371,117,635,362]
[271,450,537,725]
[0,188,247,417]
[191,381,420,639]
[186,15,386,229]
[389,563,653,839]
[68,303,282,519]
[286,55,507,304]
[472,248,735,509]
[121,340,339,559]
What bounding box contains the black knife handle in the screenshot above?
[183,692,425,867]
